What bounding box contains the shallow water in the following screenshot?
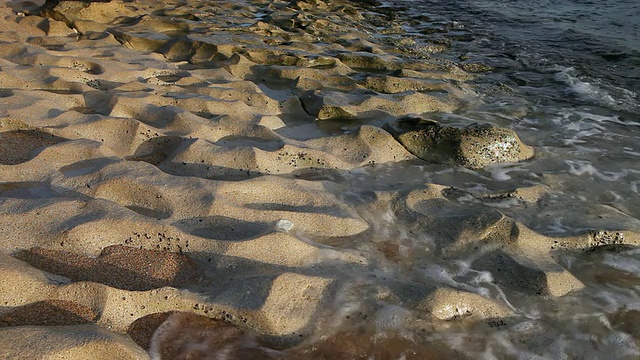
[310,0,640,358]
[372,0,640,230]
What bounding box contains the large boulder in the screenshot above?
[383,115,534,169]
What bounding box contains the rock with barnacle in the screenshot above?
[383,114,534,169]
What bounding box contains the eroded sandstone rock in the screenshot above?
[39,0,140,31]
[383,114,534,168]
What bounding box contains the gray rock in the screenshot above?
[383,115,534,169]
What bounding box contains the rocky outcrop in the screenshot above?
[383,115,535,168]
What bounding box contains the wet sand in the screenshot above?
[0,0,638,358]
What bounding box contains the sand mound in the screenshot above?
[0,300,97,327]
[0,129,67,165]
[0,324,149,359]
[0,0,637,358]
[15,245,203,291]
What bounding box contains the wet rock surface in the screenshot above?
[384,115,535,168]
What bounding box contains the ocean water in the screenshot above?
[324,0,640,358]
[368,0,640,235]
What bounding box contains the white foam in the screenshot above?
[545,217,571,234]
[511,320,541,333]
[486,164,513,181]
[565,160,628,181]
[574,111,640,127]
[554,67,616,107]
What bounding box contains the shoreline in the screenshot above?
[1,0,639,358]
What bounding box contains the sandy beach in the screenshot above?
[0,0,638,358]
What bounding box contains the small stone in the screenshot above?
[275,219,294,232]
